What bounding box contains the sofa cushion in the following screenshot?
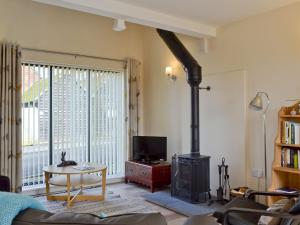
[258,198,295,225]
[227,212,259,225]
[13,208,53,225]
[183,215,219,225]
[44,212,167,225]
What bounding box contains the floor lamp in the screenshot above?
[249,92,270,191]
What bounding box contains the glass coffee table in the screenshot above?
[44,163,107,208]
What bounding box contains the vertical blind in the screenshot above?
[21,63,125,187]
[90,70,125,176]
[52,67,89,165]
[22,64,50,186]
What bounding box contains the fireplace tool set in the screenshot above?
[217,157,231,202]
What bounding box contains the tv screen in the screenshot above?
[133,136,167,162]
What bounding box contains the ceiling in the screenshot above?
[114,0,299,26]
[33,0,300,38]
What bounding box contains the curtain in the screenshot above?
[125,58,141,160]
[0,42,22,192]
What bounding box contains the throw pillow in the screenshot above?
[258,198,295,225]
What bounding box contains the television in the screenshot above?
[133,136,167,162]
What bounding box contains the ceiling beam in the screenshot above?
[33,0,216,38]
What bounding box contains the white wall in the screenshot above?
[142,1,300,190]
[199,70,247,195]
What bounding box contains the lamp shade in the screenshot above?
[249,93,263,111]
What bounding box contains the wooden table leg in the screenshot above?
[102,168,107,200]
[45,172,50,200]
[66,174,71,208]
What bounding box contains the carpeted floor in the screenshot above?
[35,183,188,225]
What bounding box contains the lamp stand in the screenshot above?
[263,112,267,192]
[249,91,270,194]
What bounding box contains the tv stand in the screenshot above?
[125,160,171,192]
[138,159,161,165]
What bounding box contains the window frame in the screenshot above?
[21,61,126,186]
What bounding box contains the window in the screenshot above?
[22,64,50,187]
[21,63,125,188]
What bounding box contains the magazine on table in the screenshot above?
[73,165,95,171]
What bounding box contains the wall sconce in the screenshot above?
[165,66,177,81]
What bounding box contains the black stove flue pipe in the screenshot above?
[157,29,202,156]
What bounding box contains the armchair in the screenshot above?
[214,191,299,225]
[223,207,300,225]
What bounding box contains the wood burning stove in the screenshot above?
[171,154,210,203]
[157,29,211,203]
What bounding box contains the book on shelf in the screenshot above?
[281,149,285,167]
[294,151,298,169]
[291,149,294,168]
[298,150,300,169]
[285,148,290,167]
[281,148,300,168]
[282,121,300,144]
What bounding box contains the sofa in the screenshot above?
[12,205,300,225]
[3,173,300,225]
[12,208,220,225]
[13,209,168,225]
[0,175,172,225]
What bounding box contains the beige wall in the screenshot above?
[0,0,144,62]
[0,0,145,139]
[142,2,300,190]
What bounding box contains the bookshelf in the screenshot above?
[276,143,300,148]
[280,115,300,118]
[273,166,300,175]
[269,101,300,204]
